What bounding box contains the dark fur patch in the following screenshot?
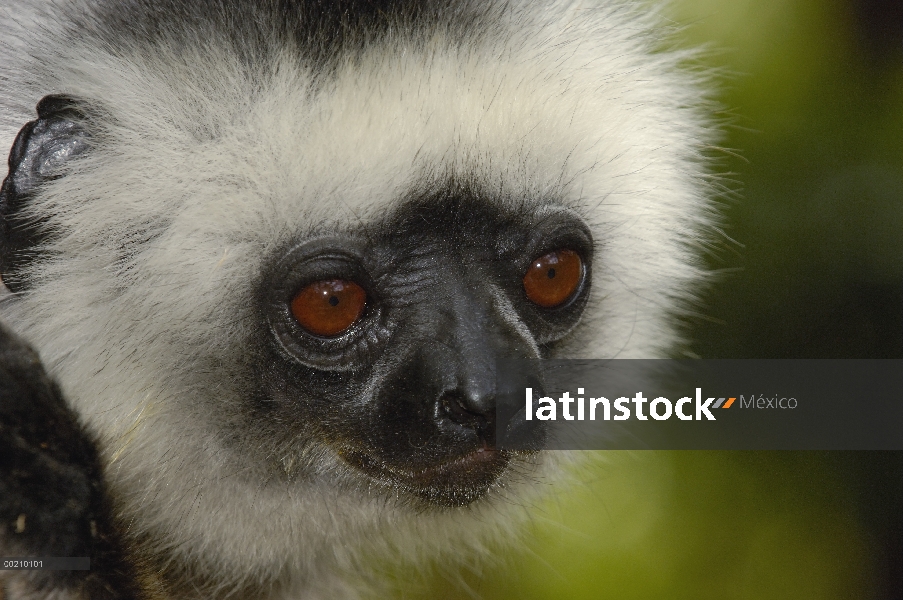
[68,0,494,69]
[0,323,140,599]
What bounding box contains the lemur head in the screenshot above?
[0,0,713,596]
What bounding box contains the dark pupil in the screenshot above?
[328,295,340,307]
[547,267,556,279]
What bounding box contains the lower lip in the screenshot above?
[342,447,509,490]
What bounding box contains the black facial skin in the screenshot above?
[256,188,593,507]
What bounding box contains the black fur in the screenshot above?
[66,0,493,71]
[0,323,139,599]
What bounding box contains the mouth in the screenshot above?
[340,446,512,507]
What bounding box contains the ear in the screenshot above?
[0,95,88,292]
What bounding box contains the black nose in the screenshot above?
[415,268,547,449]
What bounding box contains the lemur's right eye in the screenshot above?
[291,280,367,336]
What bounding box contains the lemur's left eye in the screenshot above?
[523,249,583,308]
[291,280,367,336]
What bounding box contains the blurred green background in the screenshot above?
[394,1,903,599]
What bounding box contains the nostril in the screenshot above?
[439,391,492,431]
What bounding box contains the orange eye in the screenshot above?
[523,249,583,308]
[291,280,367,337]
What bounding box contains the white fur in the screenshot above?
[0,1,715,597]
